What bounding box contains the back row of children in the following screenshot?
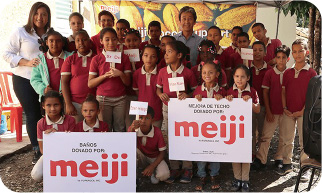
[29,6,317,192]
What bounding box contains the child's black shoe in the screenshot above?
[251,158,266,170]
[241,181,250,192]
[231,178,242,191]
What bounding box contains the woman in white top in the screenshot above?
[2,2,51,164]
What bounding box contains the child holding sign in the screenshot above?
[228,32,252,71]
[31,90,76,181]
[61,30,96,123]
[133,44,162,128]
[124,28,143,129]
[75,94,109,132]
[88,27,131,132]
[193,60,225,191]
[128,106,170,184]
[156,41,197,184]
[31,28,72,98]
[191,40,227,87]
[226,65,260,192]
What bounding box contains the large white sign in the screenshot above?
[168,98,252,163]
[43,132,136,192]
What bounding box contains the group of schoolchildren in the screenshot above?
[29,6,317,192]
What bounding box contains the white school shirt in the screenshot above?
[3,27,47,79]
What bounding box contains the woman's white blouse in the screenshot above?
[3,27,46,80]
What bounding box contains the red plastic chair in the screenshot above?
[0,72,23,142]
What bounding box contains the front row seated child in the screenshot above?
[31,28,72,98]
[61,29,96,123]
[88,27,132,132]
[31,91,76,181]
[157,41,197,184]
[193,60,225,191]
[253,45,290,171]
[128,106,170,184]
[226,65,260,192]
[75,94,109,132]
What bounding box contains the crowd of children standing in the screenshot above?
[3,2,318,192]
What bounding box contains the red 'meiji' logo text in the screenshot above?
[50,153,128,184]
[175,115,245,145]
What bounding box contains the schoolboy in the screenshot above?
[280,39,317,177]
[229,32,251,70]
[174,6,203,67]
[128,106,170,184]
[207,26,231,75]
[225,26,243,56]
[116,19,130,51]
[139,21,162,50]
[67,12,84,52]
[249,41,272,157]
[251,23,282,66]
[253,45,290,171]
[91,10,115,54]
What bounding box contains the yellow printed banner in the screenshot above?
[93,1,257,47]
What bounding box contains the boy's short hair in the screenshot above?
[232,26,243,33]
[69,12,84,22]
[75,29,90,39]
[208,26,222,35]
[237,32,249,40]
[275,45,291,57]
[148,21,161,31]
[147,106,155,119]
[161,35,176,42]
[252,41,266,52]
[252,23,266,30]
[116,19,130,29]
[98,10,114,22]
[292,39,308,50]
[178,6,197,22]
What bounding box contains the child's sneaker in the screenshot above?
[165,169,180,184]
[274,160,283,168]
[231,178,242,191]
[179,169,193,183]
[276,164,292,175]
[150,173,160,184]
[241,181,250,192]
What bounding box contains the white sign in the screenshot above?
[168,77,185,92]
[124,49,140,62]
[168,98,252,163]
[43,132,136,192]
[241,48,253,60]
[105,51,122,63]
[129,101,148,115]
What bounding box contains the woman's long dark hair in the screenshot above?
[24,2,51,34]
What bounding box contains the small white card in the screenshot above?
[168,77,185,92]
[124,49,140,62]
[129,101,148,115]
[241,48,253,60]
[105,51,122,63]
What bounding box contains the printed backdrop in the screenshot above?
[93,1,257,47]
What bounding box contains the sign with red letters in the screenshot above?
[124,49,140,62]
[241,48,254,60]
[43,132,136,192]
[105,51,122,63]
[168,98,252,163]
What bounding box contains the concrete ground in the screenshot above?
[0,125,32,162]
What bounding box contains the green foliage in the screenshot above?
[279,1,316,27]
